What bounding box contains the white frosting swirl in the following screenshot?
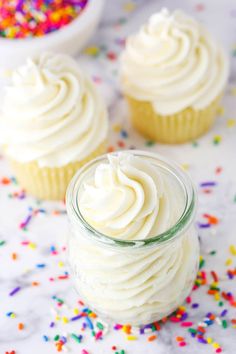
[0,53,108,167]
[121,8,229,115]
[79,153,184,240]
[67,153,199,325]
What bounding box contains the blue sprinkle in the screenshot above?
[43,335,49,342]
[71,314,83,321]
[192,303,199,308]
[6,311,13,317]
[36,263,46,268]
[121,130,128,138]
[85,316,94,330]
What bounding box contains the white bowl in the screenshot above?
[0,0,105,69]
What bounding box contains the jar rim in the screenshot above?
[66,150,197,248]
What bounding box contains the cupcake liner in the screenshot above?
[126,95,222,144]
[10,141,107,200]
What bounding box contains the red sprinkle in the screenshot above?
[181,322,193,327]
[179,341,187,347]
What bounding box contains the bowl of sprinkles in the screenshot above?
[0,0,105,68]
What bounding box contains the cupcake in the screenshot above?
[0,53,108,200]
[120,8,229,143]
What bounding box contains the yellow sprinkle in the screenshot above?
[214,293,220,301]
[62,316,69,324]
[225,258,233,266]
[232,325,236,329]
[207,337,213,344]
[55,315,61,321]
[28,242,36,249]
[230,245,236,256]
[123,1,136,12]
[212,281,219,287]
[212,342,220,349]
[217,106,225,115]
[50,12,60,22]
[179,306,186,311]
[213,135,222,144]
[58,261,64,268]
[73,308,79,315]
[181,164,189,171]
[127,335,137,340]
[227,119,236,128]
[84,46,100,56]
[10,313,16,318]
[112,123,122,132]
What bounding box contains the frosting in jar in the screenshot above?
[0,53,108,167]
[120,8,229,115]
[67,152,199,325]
[79,153,185,239]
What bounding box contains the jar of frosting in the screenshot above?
[66,151,199,325]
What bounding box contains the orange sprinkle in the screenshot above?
[1,177,10,184]
[203,214,219,225]
[123,324,132,334]
[32,281,40,286]
[18,323,24,330]
[176,336,185,342]
[107,146,115,153]
[148,335,157,342]
[11,253,17,260]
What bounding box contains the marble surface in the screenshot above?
[0,0,236,353]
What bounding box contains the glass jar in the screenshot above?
[66,151,199,326]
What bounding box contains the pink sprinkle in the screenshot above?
[95,330,103,340]
[186,296,192,304]
[179,341,187,347]
[21,241,30,245]
[216,349,222,353]
[181,322,193,327]
[114,324,123,330]
[170,317,181,323]
[81,350,89,354]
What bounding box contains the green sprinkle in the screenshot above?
[210,286,220,291]
[146,140,155,147]
[120,350,126,354]
[96,322,104,330]
[213,135,222,145]
[119,18,127,24]
[0,240,6,246]
[222,320,227,328]
[199,259,205,269]
[209,250,217,255]
[192,141,199,147]
[218,301,224,307]
[188,328,197,334]
[54,335,59,341]
[91,330,96,337]
[151,324,156,332]
[71,333,81,343]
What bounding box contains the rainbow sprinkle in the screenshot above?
[0,0,89,39]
